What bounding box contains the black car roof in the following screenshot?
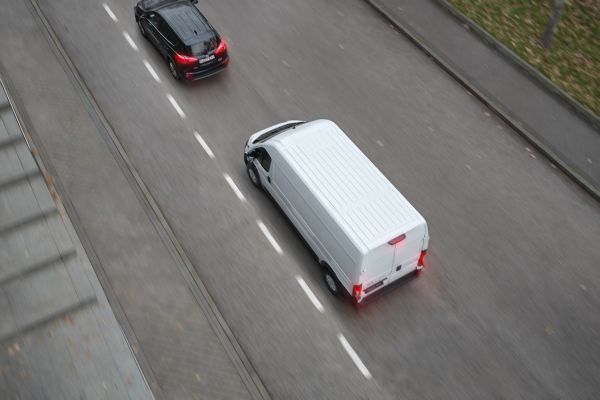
[156,2,214,44]
[140,0,182,11]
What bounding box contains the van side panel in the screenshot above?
[273,158,361,291]
[269,157,322,262]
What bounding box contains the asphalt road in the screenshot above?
[32,0,600,398]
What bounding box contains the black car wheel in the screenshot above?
[138,20,146,38]
[168,59,180,80]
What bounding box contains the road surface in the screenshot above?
[7,0,600,398]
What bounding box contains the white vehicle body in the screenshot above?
[244,119,429,303]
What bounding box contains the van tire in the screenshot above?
[322,266,341,296]
[247,163,261,188]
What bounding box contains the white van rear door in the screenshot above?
[362,244,394,292]
[390,224,425,279]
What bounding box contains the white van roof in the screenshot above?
[270,120,425,253]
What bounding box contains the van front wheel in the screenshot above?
[247,163,261,188]
[323,268,340,296]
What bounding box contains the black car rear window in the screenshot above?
[190,35,219,55]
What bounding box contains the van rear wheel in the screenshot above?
[323,267,340,296]
[247,163,261,188]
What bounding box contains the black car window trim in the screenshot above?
[255,121,306,144]
[161,24,180,46]
[151,20,176,47]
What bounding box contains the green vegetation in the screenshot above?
[448,0,600,116]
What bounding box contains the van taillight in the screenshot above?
[417,250,427,267]
[352,284,362,300]
[388,234,406,245]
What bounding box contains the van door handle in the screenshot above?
[267,176,271,183]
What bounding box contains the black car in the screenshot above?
[134,0,228,80]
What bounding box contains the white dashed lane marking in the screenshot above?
[166,94,186,118]
[257,220,283,255]
[224,174,246,202]
[123,31,138,51]
[337,334,372,380]
[194,132,215,159]
[103,3,118,22]
[296,276,325,313]
[143,60,161,83]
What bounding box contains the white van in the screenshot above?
[244,120,429,303]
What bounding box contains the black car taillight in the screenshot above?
[215,39,228,56]
[174,52,198,66]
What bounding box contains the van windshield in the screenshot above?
[255,121,306,143]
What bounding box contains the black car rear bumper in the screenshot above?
[183,57,229,80]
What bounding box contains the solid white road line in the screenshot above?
[296,276,325,313]
[103,4,118,22]
[166,94,186,118]
[337,333,372,380]
[257,220,283,255]
[224,174,246,202]
[123,31,138,51]
[143,60,161,83]
[194,132,215,159]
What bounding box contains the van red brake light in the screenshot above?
[174,52,198,66]
[388,234,406,245]
[352,284,362,300]
[417,250,427,267]
[215,38,228,56]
